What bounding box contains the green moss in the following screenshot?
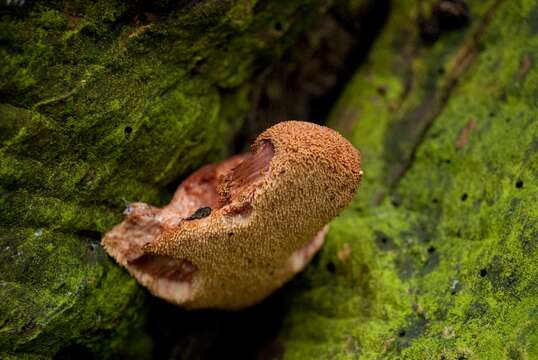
[0,0,337,357]
[279,0,538,358]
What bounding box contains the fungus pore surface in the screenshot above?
[102,121,362,309]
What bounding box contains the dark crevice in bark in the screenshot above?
[231,0,390,152]
[384,0,504,191]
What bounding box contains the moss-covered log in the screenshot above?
[278,0,537,358]
[1,0,537,359]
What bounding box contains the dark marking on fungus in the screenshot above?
[185,206,212,220]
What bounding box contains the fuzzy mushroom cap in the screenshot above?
[102,121,362,309]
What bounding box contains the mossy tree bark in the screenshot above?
[1,0,537,359]
[278,1,537,359]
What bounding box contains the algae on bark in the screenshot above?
[278,0,537,358]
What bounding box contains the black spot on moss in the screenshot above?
[326,261,336,274]
[124,126,132,137]
[377,86,387,95]
[427,246,436,253]
[374,231,395,250]
[515,180,523,188]
[461,193,468,201]
[88,243,97,252]
[393,315,427,352]
[274,21,283,31]
[391,194,402,207]
[479,268,487,277]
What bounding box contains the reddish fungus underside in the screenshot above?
[102,121,362,309]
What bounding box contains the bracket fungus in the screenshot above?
[102,121,362,309]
